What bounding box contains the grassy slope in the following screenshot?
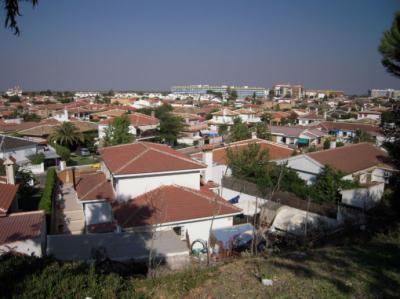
[1,229,399,298]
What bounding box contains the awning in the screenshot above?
[297,138,309,145]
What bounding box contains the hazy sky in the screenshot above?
[1,0,400,94]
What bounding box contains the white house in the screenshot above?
[235,108,261,124]
[0,211,46,257]
[0,135,38,164]
[208,108,239,131]
[357,111,381,122]
[96,142,242,243]
[284,143,393,209]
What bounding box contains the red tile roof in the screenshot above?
[99,112,159,126]
[113,185,241,228]
[99,142,206,175]
[319,121,382,136]
[0,211,44,245]
[307,143,390,174]
[191,139,294,165]
[0,183,19,215]
[75,172,115,203]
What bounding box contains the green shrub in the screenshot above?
[28,153,45,165]
[38,167,56,216]
[54,144,71,161]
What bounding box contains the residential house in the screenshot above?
[296,113,325,126]
[234,108,261,124]
[317,121,384,145]
[0,162,46,257]
[173,112,208,145]
[357,110,381,122]
[208,108,239,131]
[98,112,159,140]
[269,125,327,148]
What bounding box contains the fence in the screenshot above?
[222,176,337,218]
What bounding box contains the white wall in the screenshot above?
[84,202,113,225]
[340,183,385,210]
[221,187,266,216]
[0,145,37,164]
[285,155,321,184]
[116,171,201,200]
[156,216,234,244]
[0,220,46,257]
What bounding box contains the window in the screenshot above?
[173,226,186,240]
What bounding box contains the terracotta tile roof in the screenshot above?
[212,108,239,116]
[307,143,390,174]
[234,108,256,115]
[0,122,39,133]
[99,142,206,175]
[91,109,127,118]
[18,121,97,137]
[113,185,241,228]
[319,121,382,136]
[0,211,44,245]
[0,183,19,215]
[99,112,159,127]
[191,139,293,165]
[75,172,115,203]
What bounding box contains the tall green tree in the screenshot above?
[103,114,134,147]
[49,122,84,150]
[379,11,400,77]
[311,165,359,203]
[229,118,251,142]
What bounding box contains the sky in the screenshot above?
[1,0,400,94]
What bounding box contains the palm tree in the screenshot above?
[49,122,84,149]
[379,11,400,78]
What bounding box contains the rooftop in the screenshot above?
[307,143,391,174]
[99,142,206,175]
[0,211,45,245]
[113,185,241,228]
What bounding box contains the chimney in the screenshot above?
[251,131,257,140]
[330,141,336,149]
[323,111,327,120]
[202,145,213,183]
[4,158,15,185]
[151,110,155,118]
[64,108,69,121]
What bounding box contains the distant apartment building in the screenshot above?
[305,89,344,99]
[5,86,22,97]
[273,84,292,98]
[171,85,267,99]
[369,88,400,99]
[291,85,304,99]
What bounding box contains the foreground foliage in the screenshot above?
[1,227,399,298]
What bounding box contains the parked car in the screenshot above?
[80,148,90,156]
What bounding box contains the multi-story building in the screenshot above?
[273,84,292,98]
[171,85,267,99]
[369,88,400,99]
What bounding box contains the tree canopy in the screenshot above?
[229,118,251,142]
[3,0,38,35]
[49,122,84,150]
[379,11,400,78]
[103,114,134,147]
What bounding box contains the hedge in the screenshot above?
[38,167,56,216]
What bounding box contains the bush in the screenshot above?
[38,167,56,216]
[29,153,45,165]
[54,144,71,161]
